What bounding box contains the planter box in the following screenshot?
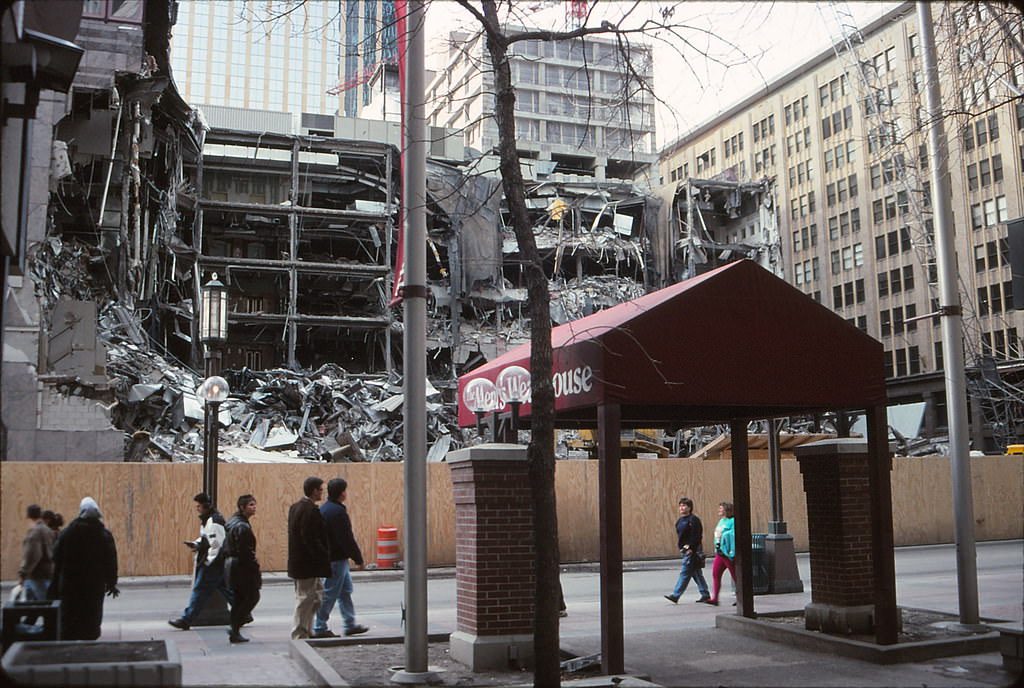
[1,639,181,687]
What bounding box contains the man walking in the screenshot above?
[664,496,710,604]
[19,504,55,601]
[169,493,232,630]
[288,476,331,639]
[313,478,369,638]
[225,494,261,644]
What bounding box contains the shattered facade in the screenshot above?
[3,4,670,463]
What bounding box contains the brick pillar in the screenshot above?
[447,443,534,671]
[795,438,901,635]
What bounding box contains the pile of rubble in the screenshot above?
[101,309,463,463]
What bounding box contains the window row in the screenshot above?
[976,281,1015,316]
[966,155,1003,191]
[785,127,811,156]
[885,346,921,378]
[821,105,853,140]
[872,187,931,223]
[863,81,900,116]
[824,140,857,173]
[784,96,809,126]
[969,196,1009,230]
[792,223,819,253]
[668,163,688,183]
[869,154,907,190]
[974,239,1010,273]
[879,303,918,337]
[877,265,915,298]
[754,145,776,173]
[826,174,858,207]
[788,160,814,187]
[875,226,913,259]
[794,257,820,286]
[723,132,744,157]
[830,242,865,274]
[962,115,1000,151]
[789,191,816,220]
[696,147,717,173]
[832,278,864,309]
[752,115,775,142]
[818,74,850,108]
[980,327,1020,361]
[827,209,862,240]
[867,121,899,154]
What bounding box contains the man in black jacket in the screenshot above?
[169,493,232,630]
[225,494,260,643]
[312,478,369,638]
[663,496,710,604]
[287,476,330,639]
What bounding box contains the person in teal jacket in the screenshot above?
[707,501,735,606]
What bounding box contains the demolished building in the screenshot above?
[3,2,666,462]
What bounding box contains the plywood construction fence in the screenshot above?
[1,455,1021,580]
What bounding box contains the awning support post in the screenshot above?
[598,402,624,674]
[730,419,754,618]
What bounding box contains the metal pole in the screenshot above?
[394,1,437,683]
[767,418,785,532]
[917,1,979,625]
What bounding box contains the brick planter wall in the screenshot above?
[447,444,535,671]
[795,439,899,634]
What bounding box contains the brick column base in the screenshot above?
[447,443,534,671]
[795,439,901,635]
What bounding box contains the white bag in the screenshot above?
[8,582,27,603]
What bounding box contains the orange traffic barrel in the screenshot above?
[376,526,399,568]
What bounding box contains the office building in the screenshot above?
[170,0,341,115]
[653,2,1024,450]
[426,27,657,181]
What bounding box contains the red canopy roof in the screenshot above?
[457,259,886,427]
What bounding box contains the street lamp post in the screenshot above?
[200,273,228,377]
[197,375,229,504]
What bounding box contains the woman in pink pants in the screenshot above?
[707,501,735,606]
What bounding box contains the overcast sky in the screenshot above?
[424,1,898,146]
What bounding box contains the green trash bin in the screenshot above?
[751,534,769,594]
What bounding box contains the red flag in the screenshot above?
[389,0,409,306]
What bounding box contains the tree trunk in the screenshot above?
[480,2,560,685]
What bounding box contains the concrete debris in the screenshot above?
[101,319,463,463]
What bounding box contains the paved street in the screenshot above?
[60,539,1020,686]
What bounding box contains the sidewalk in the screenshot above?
[3,541,1021,687]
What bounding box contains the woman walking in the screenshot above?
[707,501,736,606]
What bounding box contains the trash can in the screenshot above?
[1,600,61,651]
[751,534,769,594]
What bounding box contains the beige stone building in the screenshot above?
[652,2,1024,450]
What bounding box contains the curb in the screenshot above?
[289,639,350,688]
[716,610,1002,664]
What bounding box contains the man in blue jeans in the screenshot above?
[169,493,233,630]
[664,496,711,604]
[313,478,369,638]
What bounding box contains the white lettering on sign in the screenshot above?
[463,377,500,413]
[552,365,593,399]
[496,365,531,404]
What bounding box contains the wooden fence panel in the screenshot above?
[2,455,1021,580]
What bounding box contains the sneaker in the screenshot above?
[168,617,190,630]
[312,629,339,638]
[558,610,568,618]
[344,624,369,636]
[663,594,679,604]
[228,631,249,644]
[695,597,711,604]
[244,614,254,626]
[706,599,720,606]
